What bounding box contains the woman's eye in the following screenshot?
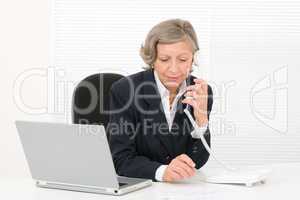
[160,58,168,62]
[180,59,187,62]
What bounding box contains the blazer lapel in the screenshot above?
[170,75,195,132]
[141,69,174,156]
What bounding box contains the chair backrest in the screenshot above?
[72,73,124,130]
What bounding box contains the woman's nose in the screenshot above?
[168,60,179,73]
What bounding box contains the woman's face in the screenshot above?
[153,40,193,93]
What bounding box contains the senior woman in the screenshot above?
[107,19,213,182]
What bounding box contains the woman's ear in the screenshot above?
[192,50,200,67]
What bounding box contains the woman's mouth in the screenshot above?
[166,76,180,81]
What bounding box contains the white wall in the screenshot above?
[50,0,300,168]
[0,0,50,178]
[1,0,300,179]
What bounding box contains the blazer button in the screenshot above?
[166,155,170,160]
[192,146,198,153]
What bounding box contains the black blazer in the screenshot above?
[107,69,213,181]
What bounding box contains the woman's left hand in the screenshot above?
[182,78,208,127]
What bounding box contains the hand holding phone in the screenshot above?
[182,78,209,127]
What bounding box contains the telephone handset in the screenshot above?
[183,74,269,187]
[183,74,236,172]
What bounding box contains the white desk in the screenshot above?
[1,163,299,200]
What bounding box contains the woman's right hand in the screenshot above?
[163,154,196,182]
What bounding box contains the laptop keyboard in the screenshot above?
[118,182,127,187]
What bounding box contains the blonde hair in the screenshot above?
[140,19,199,69]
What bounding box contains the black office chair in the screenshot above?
[72,73,124,130]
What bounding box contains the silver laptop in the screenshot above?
[15,120,152,196]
